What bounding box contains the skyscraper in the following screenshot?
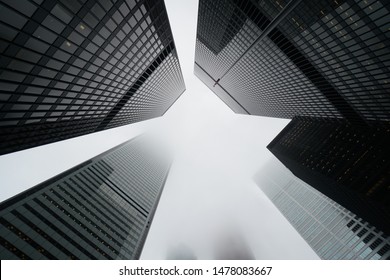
[0,135,171,259]
[267,116,390,235]
[255,159,390,260]
[194,0,390,124]
[0,0,185,155]
[195,0,390,238]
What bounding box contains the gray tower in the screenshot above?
[0,135,171,259]
[255,159,390,260]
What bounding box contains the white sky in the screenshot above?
[0,0,319,259]
[141,0,318,260]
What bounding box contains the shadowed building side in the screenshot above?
[0,0,185,155]
[195,0,390,125]
[267,117,390,235]
[255,159,390,259]
[195,0,390,242]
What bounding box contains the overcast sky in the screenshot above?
[141,0,319,259]
[0,0,319,259]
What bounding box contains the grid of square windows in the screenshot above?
[277,0,390,122]
[0,0,185,155]
[111,52,185,127]
[195,0,264,80]
[194,62,249,114]
[268,116,390,234]
[222,36,342,119]
[195,0,389,123]
[270,117,390,206]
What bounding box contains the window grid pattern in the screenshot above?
[195,0,266,80]
[267,116,390,232]
[222,36,342,119]
[109,52,185,128]
[0,0,185,155]
[279,0,390,122]
[194,63,248,114]
[0,136,171,259]
[257,160,390,260]
[271,118,389,188]
[195,0,389,124]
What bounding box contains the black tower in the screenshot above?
[195,0,390,124]
[267,117,390,235]
[195,0,390,236]
[0,0,185,155]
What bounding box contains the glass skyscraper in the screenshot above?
[255,159,390,260]
[0,0,185,155]
[0,135,171,259]
[267,116,390,235]
[194,0,389,124]
[195,0,390,238]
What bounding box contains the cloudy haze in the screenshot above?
[0,0,319,259]
[140,0,318,259]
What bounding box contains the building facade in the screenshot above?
[255,159,390,259]
[0,135,171,259]
[0,0,185,155]
[195,0,390,124]
[196,0,390,239]
[267,116,390,235]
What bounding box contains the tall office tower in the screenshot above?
[194,0,389,124]
[255,159,390,260]
[195,0,390,240]
[0,136,171,259]
[0,0,185,155]
[267,116,390,235]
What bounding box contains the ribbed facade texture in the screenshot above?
[195,0,390,242]
[255,159,390,260]
[0,136,171,259]
[0,0,185,155]
[195,0,390,124]
[267,117,390,235]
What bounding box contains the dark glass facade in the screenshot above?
[0,136,171,259]
[195,0,390,243]
[195,0,390,124]
[0,0,185,155]
[267,117,390,235]
[255,159,390,259]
